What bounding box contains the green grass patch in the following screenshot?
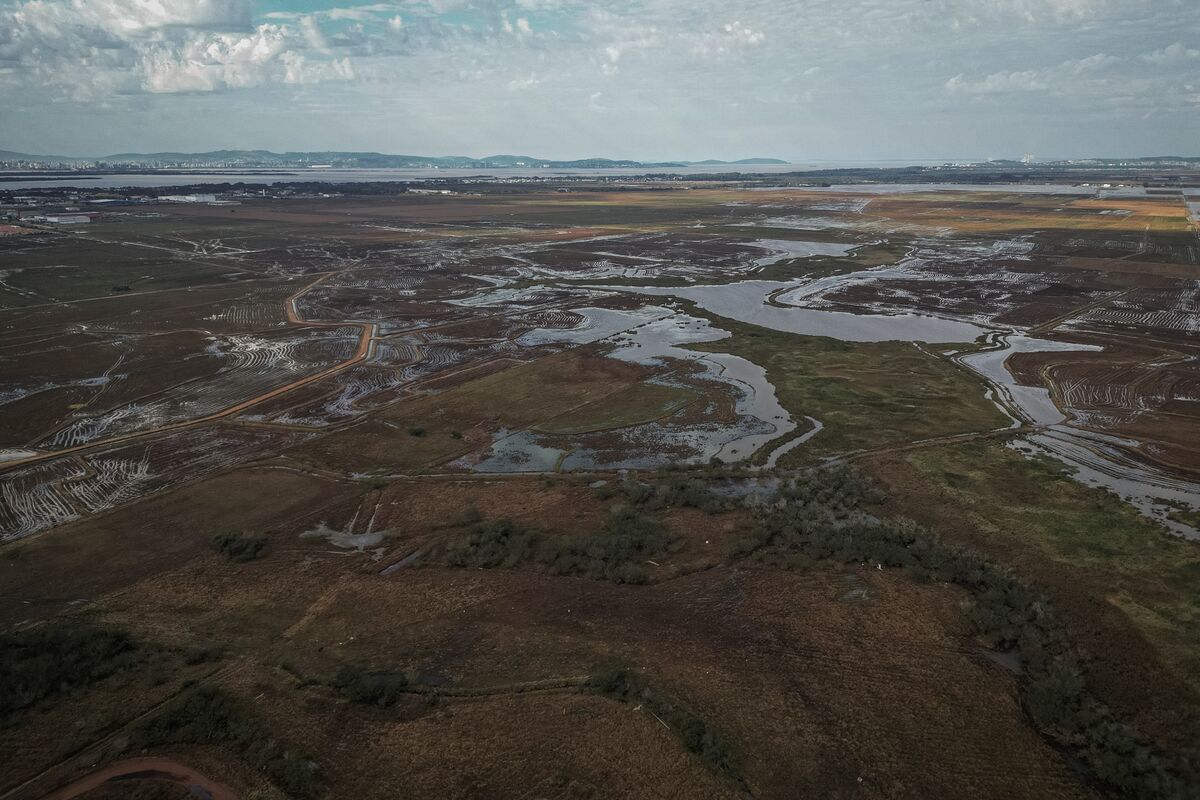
[897,440,1200,688]
[537,382,697,434]
[682,310,1003,462]
[1166,504,1200,532]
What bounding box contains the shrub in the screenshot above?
[0,622,136,717]
[541,507,672,583]
[592,481,617,501]
[133,685,258,748]
[407,426,425,437]
[333,666,410,707]
[211,532,267,562]
[619,476,730,514]
[446,519,534,568]
[584,667,743,786]
[134,686,322,800]
[183,646,223,665]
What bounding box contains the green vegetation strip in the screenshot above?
[584,667,744,788]
[736,466,1199,800]
[897,441,1200,689]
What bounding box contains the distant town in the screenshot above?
[0,149,793,171]
[4,154,1199,237]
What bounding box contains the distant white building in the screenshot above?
[159,194,218,203]
[42,214,93,224]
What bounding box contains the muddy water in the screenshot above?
[516,306,672,346]
[464,307,798,470]
[606,312,797,462]
[959,334,1102,426]
[957,335,1200,539]
[747,238,859,266]
[764,416,825,468]
[594,279,988,343]
[1012,432,1200,540]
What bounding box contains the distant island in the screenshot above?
[0,149,791,171]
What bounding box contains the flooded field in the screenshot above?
[463,307,798,470]
[959,334,1200,539]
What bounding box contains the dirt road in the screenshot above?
[38,758,238,800]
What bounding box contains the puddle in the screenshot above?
[301,522,386,551]
[460,429,566,473]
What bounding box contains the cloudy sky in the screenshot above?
[0,0,1196,160]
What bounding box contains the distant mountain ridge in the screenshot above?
[0,149,790,170]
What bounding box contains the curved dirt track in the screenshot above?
[39,758,238,800]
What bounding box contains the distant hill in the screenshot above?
[0,149,792,170]
[0,149,88,164]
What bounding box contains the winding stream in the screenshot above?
[588,277,1200,537]
[465,306,802,470]
[593,279,989,343]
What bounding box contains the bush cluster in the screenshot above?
[617,476,730,514]
[333,666,410,707]
[445,519,534,568]
[211,532,267,562]
[541,506,675,584]
[134,686,321,800]
[0,622,137,718]
[442,507,676,585]
[737,465,1199,800]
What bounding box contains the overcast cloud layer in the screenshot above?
[0,0,1196,160]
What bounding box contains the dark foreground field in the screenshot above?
[3,471,1092,800]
